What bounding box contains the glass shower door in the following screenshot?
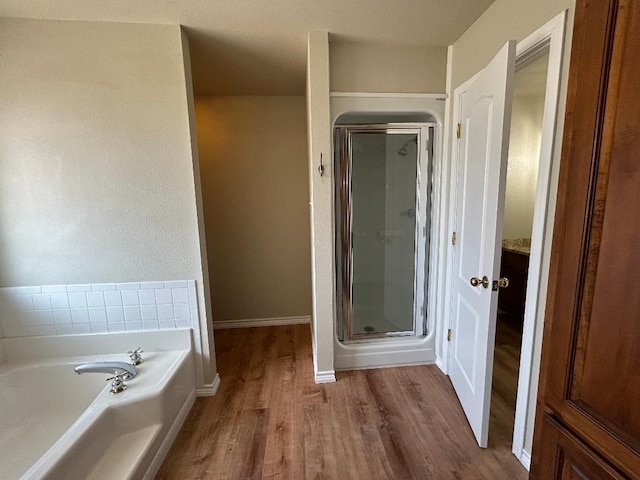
[337,127,426,340]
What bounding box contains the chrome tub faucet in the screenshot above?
[74,361,138,379]
[74,361,138,394]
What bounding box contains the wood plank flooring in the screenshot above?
[489,313,524,448]
[156,324,527,479]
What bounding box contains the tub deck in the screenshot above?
[0,362,105,479]
[0,330,195,480]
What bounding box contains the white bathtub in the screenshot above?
[0,330,196,480]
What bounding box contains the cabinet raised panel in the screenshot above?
[532,0,640,478]
[536,416,626,480]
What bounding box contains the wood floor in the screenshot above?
[490,313,524,448]
[156,324,527,480]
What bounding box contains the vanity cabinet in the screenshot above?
[531,0,640,478]
[498,248,528,318]
[535,416,627,479]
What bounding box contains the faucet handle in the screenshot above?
[106,373,128,394]
[128,347,143,366]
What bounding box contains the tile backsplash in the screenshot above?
[0,281,199,338]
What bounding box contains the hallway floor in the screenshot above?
[490,312,524,448]
[156,325,527,479]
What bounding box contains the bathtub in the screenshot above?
[0,329,196,480]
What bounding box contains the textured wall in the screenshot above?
[0,18,202,287]
[451,0,574,88]
[330,42,447,93]
[0,18,216,387]
[196,96,312,322]
[503,94,545,240]
[307,31,335,378]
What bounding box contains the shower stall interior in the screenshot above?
[334,122,435,343]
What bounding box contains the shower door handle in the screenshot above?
[470,276,489,288]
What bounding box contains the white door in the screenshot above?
[449,41,516,447]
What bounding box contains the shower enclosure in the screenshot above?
[334,123,434,342]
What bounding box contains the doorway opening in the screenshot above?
[489,51,550,450]
[443,11,567,468]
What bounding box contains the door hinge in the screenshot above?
[456,123,461,139]
[447,329,452,342]
[451,231,457,245]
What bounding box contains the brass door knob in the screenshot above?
[470,276,490,288]
[492,277,510,291]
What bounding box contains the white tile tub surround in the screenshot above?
[0,281,198,338]
[0,281,206,392]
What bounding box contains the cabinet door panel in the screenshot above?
[565,0,640,451]
[536,416,626,480]
[534,0,640,478]
[498,250,528,317]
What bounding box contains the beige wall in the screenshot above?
[0,18,216,386]
[179,29,217,386]
[195,96,312,322]
[503,94,545,240]
[0,18,203,288]
[330,42,447,93]
[451,0,573,89]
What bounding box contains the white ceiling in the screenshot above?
[0,0,495,95]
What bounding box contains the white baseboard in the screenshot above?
[315,370,336,384]
[520,450,531,471]
[212,316,310,329]
[196,373,221,397]
[435,356,447,374]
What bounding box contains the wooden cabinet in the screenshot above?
[498,249,529,318]
[531,1,640,479]
[536,416,627,480]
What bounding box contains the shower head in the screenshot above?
[397,137,417,156]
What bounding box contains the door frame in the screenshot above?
[438,11,568,469]
[334,124,432,341]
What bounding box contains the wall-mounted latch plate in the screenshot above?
[456,123,461,139]
[447,329,452,342]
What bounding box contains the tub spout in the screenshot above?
[74,361,138,379]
